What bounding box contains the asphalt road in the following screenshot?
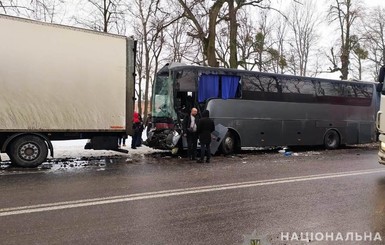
[1,145,385,245]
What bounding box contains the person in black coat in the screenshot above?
[197,110,215,163]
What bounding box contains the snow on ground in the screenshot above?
[0,136,160,162]
[52,137,157,159]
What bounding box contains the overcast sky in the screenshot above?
[39,0,385,81]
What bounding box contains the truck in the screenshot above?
[0,14,136,167]
[377,66,385,164]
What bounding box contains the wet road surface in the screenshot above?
[1,145,385,244]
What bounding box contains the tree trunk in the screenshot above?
[228,0,238,68]
[358,57,362,80]
[206,0,226,67]
[340,50,349,80]
[103,0,108,32]
[143,45,150,118]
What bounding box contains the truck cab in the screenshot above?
[377,66,385,164]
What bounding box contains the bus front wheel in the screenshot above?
[221,131,236,155]
[324,130,340,149]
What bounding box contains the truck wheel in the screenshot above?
[324,130,340,150]
[221,132,235,155]
[9,135,48,168]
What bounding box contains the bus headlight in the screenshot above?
[381,142,385,152]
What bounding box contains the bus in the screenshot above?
[147,63,379,154]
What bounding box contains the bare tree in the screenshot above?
[74,0,127,34]
[130,0,180,120]
[328,0,362,80]
[29,0,64,23]
[0,0,65,23]
[135,36,144,115]
[236,9,258,70]
[254,16,269,71]
[271,12,288,74]
[226,0,269,68]
[234,8,284,72]
[352,43,368,80]
[361,7,385,79]
[0,0,33,15]
[165,18,200,64]
[286,0,320,76]
[177,0,226,67]
[252,11,281,72]
[177,0,273,68]
[216,14,231,68]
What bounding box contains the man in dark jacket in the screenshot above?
[197,110,215,163]
[183,108,199,160]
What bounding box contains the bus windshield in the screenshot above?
[152,74,177,120]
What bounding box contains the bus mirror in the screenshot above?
[379,65,385,83]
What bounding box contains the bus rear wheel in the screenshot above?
[9,135,48,168]
[221,131,236,155]
[324,130,340,149]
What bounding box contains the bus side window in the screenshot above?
[280,78,315,103]
[350,84,373,98]
[313,80,326,96]
[282,78,314,95]
[242,75,279,92]
[236,80,242,98]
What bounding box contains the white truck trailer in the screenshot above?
[0,14,136,167]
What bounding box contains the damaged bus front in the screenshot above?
[146,63,233,154]
[146,64,180,150]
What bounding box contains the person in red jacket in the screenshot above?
[131,112,142,149]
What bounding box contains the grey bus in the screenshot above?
[146,63,379,154]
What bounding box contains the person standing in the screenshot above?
[197,110,215,163]
[118,134,127,147]
[183,107,198,160]
[136,114,144,147]
[131,112,142,149]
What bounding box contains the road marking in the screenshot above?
[0,171,44,176]
[1,168,385,217]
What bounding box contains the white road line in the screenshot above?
[1,168,385,217]
[0,171,43,176]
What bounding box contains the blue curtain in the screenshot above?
[221,75,240,100]
[198,74,219,103]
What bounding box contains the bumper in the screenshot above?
[145,129,181,150]
[379,149,385,165]
[378,135,385,165]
